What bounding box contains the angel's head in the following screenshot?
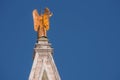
[44,8,51,15]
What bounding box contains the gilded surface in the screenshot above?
[33,8,52,38]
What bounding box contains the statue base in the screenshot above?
[37,36,48,42]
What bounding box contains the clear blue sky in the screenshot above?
[0,0,120,80]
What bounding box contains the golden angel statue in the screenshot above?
[33,8,52,38]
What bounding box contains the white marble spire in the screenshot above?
[29,37,61,80]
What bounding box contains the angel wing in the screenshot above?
[33,9,39,31]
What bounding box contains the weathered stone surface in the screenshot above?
[29,38,61,80]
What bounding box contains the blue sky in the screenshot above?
[0,0,120,80]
